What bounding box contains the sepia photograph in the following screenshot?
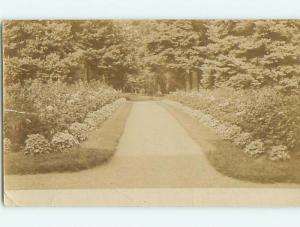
[2,19,300,206]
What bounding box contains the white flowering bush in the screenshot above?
[5,80,125,154]
[84,98,126,128]
[201,115,219,128]
[5,80,122,148]
[7,97,125,155]
[86,112,100,121]
[37,82,121,136]
[244,140,265,157]
[215,124,229,138]
[68,122,89,141]
[268,145,290,161]
[49,98,125,153]
[83,118,98,129]
[164,99,267,159]
[51,132,79,152]
[167,89,300,161]
[233,132,252,147]
[24,134,52,155]
[221,124,242,140]
[3,138,12,153]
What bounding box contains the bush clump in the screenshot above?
[233,132,252,147]
[83,118,98,129]
[24,134,52,155]
[51,132,79,152]
[215,123,242,141]
[244,140,265,157]
[68,122,89,142]
[83,98,126,128]
[268,145,290,161]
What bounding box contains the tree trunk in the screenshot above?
[154,74,159,95]
[102,74,106,83]
[185,74,191,91]
[198,71,203,89]
[84,61,90,82]
[165,71,173,93]
[191,70,199,91]
[158,76,167,94]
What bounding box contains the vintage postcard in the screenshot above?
[2,20,300,206]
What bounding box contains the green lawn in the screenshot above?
[4,102,132,175]
[162,102,300,184]
[207,141,300,184]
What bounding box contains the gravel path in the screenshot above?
[5,101,298,190]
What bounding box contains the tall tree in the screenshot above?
[201,20,300,92]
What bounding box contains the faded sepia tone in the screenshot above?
[2,20,300,206]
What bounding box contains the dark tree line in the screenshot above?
[134,20,300,94]
[4,20,300,94]
[4,20,135,90]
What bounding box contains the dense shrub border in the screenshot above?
[15,98,126,155]
[4,102,132,175]
[4,80,121,151]
[167,88,300,160]
[4,80,122,151]
[162,101,300,183]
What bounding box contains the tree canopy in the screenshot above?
[4,20,300,93]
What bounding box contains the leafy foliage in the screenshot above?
[244,140,265,157]
[4,79,121,148]
[51,132,79,152]
[168,88,300,159]
[3,20,135,88]
[201,20,300,91]
[24,134,52,155]
[4,20,300,92]
[68,122,89,142]
[269,145,290,161]
[4,20,300,161]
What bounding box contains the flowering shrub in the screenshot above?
[83,118,98,129]
[33,80,121,137]
[51,132,79,152]
[24,134,52,155]
[4,80,122,148]
[165,99,253,150]
[233,132,252,147]
[244,140,265,157]
[49,98,125,153]
[5,96,125,155]
[214,123,242,141]
[68,122,89,142]
[223,125,242,141]
[268,145,290,161]
[83,98,126,128]
[167,88,300,159]
[164,97,295,160]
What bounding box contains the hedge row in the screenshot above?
[167,88,300,160]
[4,79,122,152]
[22,98,126,155]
